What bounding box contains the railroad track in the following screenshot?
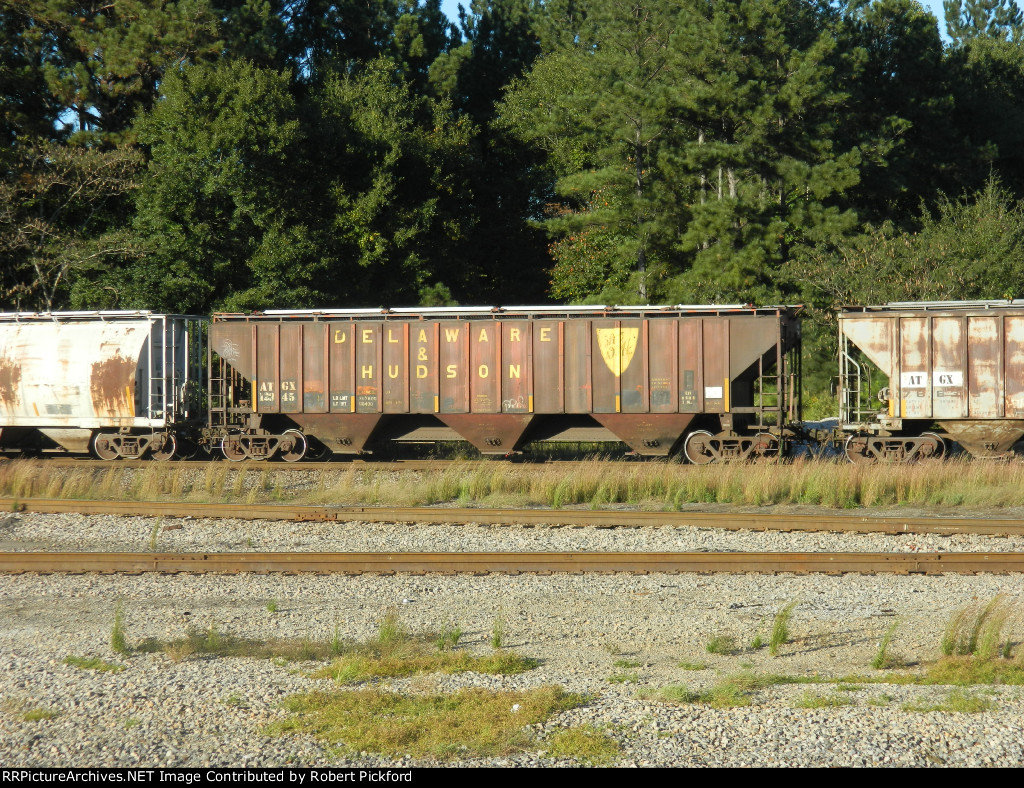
[0,457,633,472]
[2,550,1024,575]
[4,497,1024,536]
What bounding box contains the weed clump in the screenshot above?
[872,621,902,670]
[769,599,799,656]
[270,686,586,760]
[705,635,737,655]
[110,603,129,655]
[546,725,620,765]
[64,655,125,673]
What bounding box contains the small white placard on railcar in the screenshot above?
[900,372,927,388]
[705,386,723,399]
[933,371,963,387]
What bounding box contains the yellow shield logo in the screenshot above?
[596,327,639,377]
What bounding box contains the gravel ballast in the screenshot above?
[2,511,1024,767]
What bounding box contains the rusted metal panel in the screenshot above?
[563,320,590,413]
[289,413,382,453]
[0,321,146,425]
[211,322,254,380]
[278,323,301,414]
[301,323,328,413]
[410,322,438,413]
[355,323,381,413]
[382,323,409,413]
[592,320,628,413]
[932,317,967,419]
[899,317,930,419]
[502,321,533,413]
[255,324,280,413]
[839,316,895,378]
[438,322,469,413]
[938,419,1024,457]
[1004,317,1024,418]
[592,414,694,454]
[328,322,355,413]
[727,316,779,380]
[0,315,202,440]
[678,320,702,412]
[968,316,1002,418]
[619,319,646,413]
[470,321,499,413]
[648,319,677,413]
[702,320,729,414]
[533,320,563,413]
[437,414,534,453]
[90,352,138,419]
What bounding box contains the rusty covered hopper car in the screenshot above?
[0,312,206,459]
[839,301,1024,460]
[206,305,801,461]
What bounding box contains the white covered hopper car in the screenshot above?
[0,312,206,459]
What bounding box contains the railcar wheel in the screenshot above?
[221,437,247,462]
[844,434,874,464]
[918,432,945,460]
[279,429,308,463]
[92,433,120,460]
[150,433,178,462]
[683,430,718,465]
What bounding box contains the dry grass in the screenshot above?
[941,595,1021,659]
[9,455,1024,510]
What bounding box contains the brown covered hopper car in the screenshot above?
[206,305,801,460]
[840,300,1024,461]
[0,311,206,459]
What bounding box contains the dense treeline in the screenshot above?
[3,0,1024,330]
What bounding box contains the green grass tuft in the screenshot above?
[769,599,799,657]
[110,603,129,656]
[64,655,125,673]
[269,686,586,760]
[793,691,854,709]
[902,690,997,714]
[546,725,620,765]
[705,635,737,655]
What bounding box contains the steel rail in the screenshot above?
[1,551,1023,575]
[3,497,1024,536]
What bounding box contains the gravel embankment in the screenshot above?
[2,511,1024,767]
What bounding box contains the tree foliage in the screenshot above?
[3,0,1024,325]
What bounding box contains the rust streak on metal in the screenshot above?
[90,352,136,418]
[0,357,21,413]
[1,551,1023,575]
[4,497,1024,537]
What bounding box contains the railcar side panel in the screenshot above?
[502,321,533,413]
[702,320,728,414]
[563,321,589,414]
[470,322,499,414]
[533,321,562,413]
[279,323,302,414]
[355,323,382,413]
[410,322,438,413]
[439,322,469,413]
[301,323,328,413]
[255,323,280,413]
[1005,317,1024,418]
[932,317,966,420]
[649,319,677,413]
[383,323,409,413]
[329,323,354,412]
